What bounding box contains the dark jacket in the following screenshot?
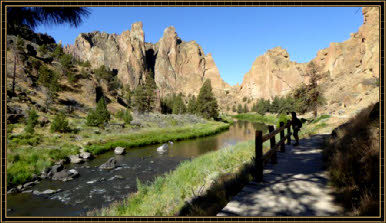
[292,117,302,131]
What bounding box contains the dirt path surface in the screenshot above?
[217,134,342,216]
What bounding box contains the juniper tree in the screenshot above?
[172,93,186,115]
[86,97,110,127]
[187,95,197,114]
[196,79,219,119]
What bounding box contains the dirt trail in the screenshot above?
[217,134,342,216]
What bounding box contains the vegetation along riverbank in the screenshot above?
[7,115,230,188]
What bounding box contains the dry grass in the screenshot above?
[322,102,379,216]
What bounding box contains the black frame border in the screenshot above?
[0,0,384,222]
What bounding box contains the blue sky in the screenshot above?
[35,7,363,86]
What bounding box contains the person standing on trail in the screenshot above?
[291,112,302,146]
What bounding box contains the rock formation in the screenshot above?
[239,46,306,100]
[62,7,378,115]
[64,22,147,88]
[65,23,230,101]
[236,7,379,116]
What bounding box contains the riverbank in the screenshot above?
[84,121,230,155]
[7,114,230,188]
[89,113,334,216]
[90,140,269,216]
[231,113,278,125]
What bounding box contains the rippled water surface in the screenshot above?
[7,121,267,216]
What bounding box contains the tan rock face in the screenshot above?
[154,26,230,98]
[65,23,230,103]
[239,46,306,100]
[237,7,379,116]
[64,22,147,89]
[313,7,379,115]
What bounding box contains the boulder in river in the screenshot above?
[168,141,174,145]
[157,143,168,152]
[114,147,125,155]
[7,188,18,194]
[50,164,63,174]
[23,182,35,189]
[69,154,83,164]
[99,157,117,170]
[80,151,92,160]
[33,189,60,195]
[52,169,79,181]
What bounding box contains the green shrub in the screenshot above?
[59,54,73,70]
[8,134,41,147]
[52,43,64,59]
[115,109,133,124]
[38,65,60,92]
[94,65,115,81]
[50,113,71,133]
[24,109,39,134]
[37,44,49,56]
[86,98,110,127]
[276,113,290,128]
[78,60,91,67]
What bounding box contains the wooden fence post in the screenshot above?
[255,130,263,182]
[268,125,277,164]
[279,122,285,152]
[286,120,291,145]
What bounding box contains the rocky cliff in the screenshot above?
[64,7,379,115]
[238,46,306,100]
[64,23,230,101]
[236,7,379,116]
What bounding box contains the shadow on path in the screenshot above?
[217,134,342,216]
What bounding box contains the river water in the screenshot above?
[7,121,268,216]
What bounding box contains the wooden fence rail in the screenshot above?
[254,114,295,182]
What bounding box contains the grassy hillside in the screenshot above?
[323,102,379,216]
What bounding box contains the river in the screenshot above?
[7,121,268,216]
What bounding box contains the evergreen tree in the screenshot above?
[161,94,175,114]
[11,35,26,96]
[232,104,236,113]
[187,95,197,114]
[244,104,249,113]
[7,7,90,34]
[52,43,64,59]
[132,71,157,113]
[270,96,281,114]
[123,86,132,108]
[51,112,71,133]
[86,97,110,127]
[38,65,60,111]
[196,80,219,119]
[144,71,157,111]
[256,99,270,115]
[237,104,243,114]
[132,85,147,113]
[172,93,186,114]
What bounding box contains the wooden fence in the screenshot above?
[254,117,293,182]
